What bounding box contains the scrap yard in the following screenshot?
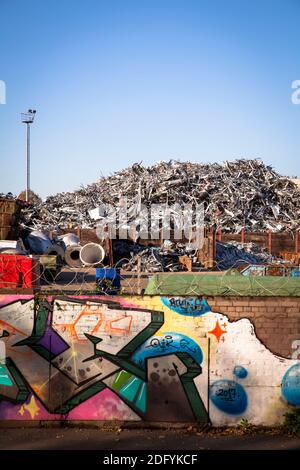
[2,0,300,458]
[0,159,300,430]
[0,158,299,317]
[0,158,300,293]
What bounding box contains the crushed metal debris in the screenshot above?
[121,241,198,272]
[215,241,273,270]
[19,159,300,233]
[120,240,274,272]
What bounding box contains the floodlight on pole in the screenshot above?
[21,109,37,202]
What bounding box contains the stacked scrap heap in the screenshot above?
[21,159,300,233]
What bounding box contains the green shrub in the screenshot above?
[237,419,254,433]
[284,408,300,435]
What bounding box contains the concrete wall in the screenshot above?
[0,294,299,426]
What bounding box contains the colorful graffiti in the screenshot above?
[210,380,248,415]
[161,297,211,316]
[132,332,203,367]
[0,296,208,423]
[281,363,300,406]
[234,366,248,379]
[0,294,299,425]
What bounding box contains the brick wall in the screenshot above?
[206,296,300,358]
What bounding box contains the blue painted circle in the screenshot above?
[210,380,248,415]
[234,366,248,379]
[132,332,203,368]
[281,363,300,406]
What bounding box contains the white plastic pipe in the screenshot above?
[79,243,105,266]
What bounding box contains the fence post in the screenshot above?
[241,227,245,243]
[268,230,272,254]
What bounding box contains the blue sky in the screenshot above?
[0,0,300,198]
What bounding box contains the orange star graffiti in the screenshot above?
[208,320,227,342]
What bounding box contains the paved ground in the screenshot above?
[0,428,300,450]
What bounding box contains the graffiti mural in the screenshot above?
[0,294,299,425]
[210,380,248,415]
[161,297,211,316]
[132,332,203,367]
[281,363,300,406]
[0,296,208,423]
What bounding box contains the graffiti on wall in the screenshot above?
[0,294,299,425]
[281,364,300,406]
[161,297,211,316]
[0,296,208,422]
[210,379,248,415]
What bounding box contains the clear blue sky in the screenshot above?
[0,0,300,198]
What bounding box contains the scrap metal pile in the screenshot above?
[120,240,198,272]
[215,241,273,270]
[20,159,300,233]
[119,240,273,272]
[23,231,105,269]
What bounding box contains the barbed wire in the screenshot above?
[1,252,299,299]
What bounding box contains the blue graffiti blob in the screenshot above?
[234,366,248,379]
[132,332,203,369]
[210,380,248,415]
[161,297,211,317]
[281,363,300,406]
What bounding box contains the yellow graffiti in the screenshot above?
[18,395,40,419]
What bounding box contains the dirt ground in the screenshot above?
[0,427,300,450]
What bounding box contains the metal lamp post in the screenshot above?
[21,109,37,202]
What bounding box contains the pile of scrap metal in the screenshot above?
[120,240,199,272]
[0,192,16,200]
[0,239,27,255]
[24,231,105,268]
[117,239,273,273]
[215,241,274,270]
[19,159,300,233]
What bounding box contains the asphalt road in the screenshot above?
[0,427,300,450]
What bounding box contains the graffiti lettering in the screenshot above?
[161,297,211,316]
[210,380,247,414]
[216,387,237,401]
[0,297,208,423]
